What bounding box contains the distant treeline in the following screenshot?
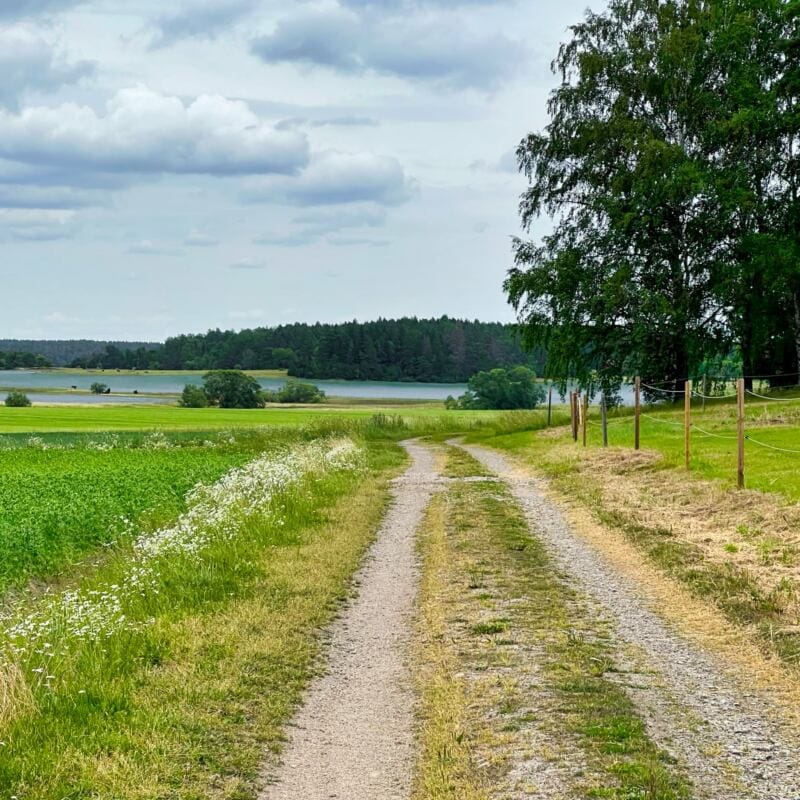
[0,351,52,370]
[69,318,544,383]
[0,340,159,368]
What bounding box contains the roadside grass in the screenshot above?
[0,438,405,798]
[413,446,691,799]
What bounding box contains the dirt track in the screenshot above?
[260,441,438,800]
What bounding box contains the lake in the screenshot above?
[0,371,469,403]
[0,371,637,406]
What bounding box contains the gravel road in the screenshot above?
[260,441,438,800]
[460,443,800,800]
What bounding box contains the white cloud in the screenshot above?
[0,86,310,177]
[243,150,414,207]
[251,6,527,90]
[0,208,77,241]
[184,230,219,247]
[0,26,94,110]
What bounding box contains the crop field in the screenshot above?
[0,421,397,796]
[0,430,274,594]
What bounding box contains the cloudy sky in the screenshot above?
[0,0,598,341]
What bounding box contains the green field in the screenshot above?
[0,404,501,433]
[0,431,274,594]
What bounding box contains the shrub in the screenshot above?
[446,366,546,410]
[203,370,265,409]
[4,391,32,408]
[179,384,210,408]
[277,379,325,404]
[90,382,109,394]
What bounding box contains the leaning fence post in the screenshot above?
[601,393,608,447]
[737,378,745,489]
[684,379,692,470]
[582,393,588,447]
[634,377,641,450]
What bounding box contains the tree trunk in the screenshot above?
[793,290,800,378]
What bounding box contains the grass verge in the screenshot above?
[412,446,690,799]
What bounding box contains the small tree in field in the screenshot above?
[90,382,108,394]
[448,366,546,410]
[179,384,210,408]
[5,391,31,407]
[202,370,265,409]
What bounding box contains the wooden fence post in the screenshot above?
[582,393,588,447]
[684,379,692,470]
[547,385,553,427]
[702,370,708,414]
[601,393,608,447]
[737,378,745,489]
[570,391,578,442]
[634,377,641,451]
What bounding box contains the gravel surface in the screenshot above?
[461,443,800,800]
[260,441,438,800]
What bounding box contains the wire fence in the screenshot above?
[561,376,800,489]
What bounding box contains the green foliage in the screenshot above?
[150,317,543,381]
[0,351,51,370]
[4,391,32,407]
[202,370,265,409]
[450,366,546,410]
[508,0,796,391]
[179,384,210,408]
[264,378,326,404]
[89,382,108,394]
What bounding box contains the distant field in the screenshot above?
[0,404,512,433]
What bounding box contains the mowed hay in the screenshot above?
[577,447,800,597]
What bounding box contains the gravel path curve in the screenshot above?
[460,443,800,800]
[260,440,438,800]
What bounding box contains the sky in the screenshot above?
[0,0,599,341]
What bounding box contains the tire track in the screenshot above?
[260,441,439,800]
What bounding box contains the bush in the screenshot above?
[203,370,265,409]
[4,391,32,408]
[179,384,210,408]
[446,366,546,410]
[277,379,325,404]
[90,382,109,395]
